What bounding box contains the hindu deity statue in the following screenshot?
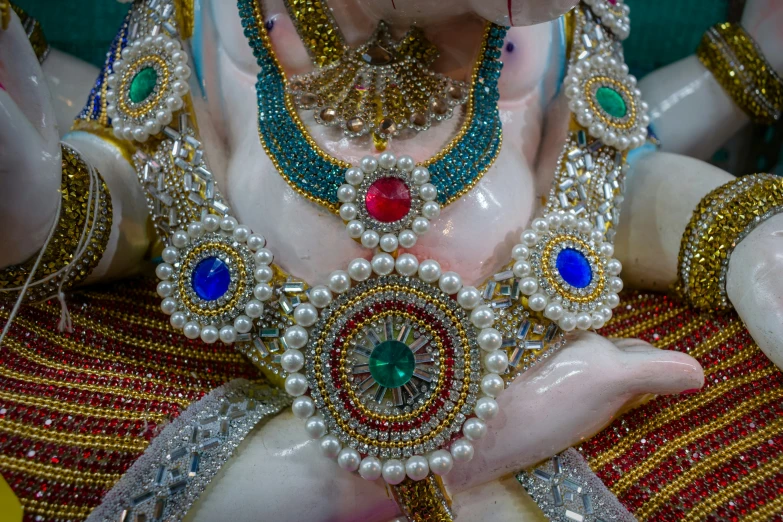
[0,0,781,520]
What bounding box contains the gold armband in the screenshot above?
[0,145,113,302]
[675,174,783,310]
[697,23,783,125]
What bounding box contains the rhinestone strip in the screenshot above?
[86,380,289,522]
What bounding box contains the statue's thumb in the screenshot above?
[611,338,705,396]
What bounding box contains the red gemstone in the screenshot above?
[365,177,412,223]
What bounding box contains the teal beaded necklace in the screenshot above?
[237,0,507,212]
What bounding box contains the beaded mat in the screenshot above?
[0,280,781,521]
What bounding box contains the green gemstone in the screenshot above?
[129,66,158,104]
[369,340,416,389]
[595,86,627,118]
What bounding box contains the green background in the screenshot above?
[15,0,732,76]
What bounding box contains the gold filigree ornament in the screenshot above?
[106,33,192,143]
[287,22,469,143]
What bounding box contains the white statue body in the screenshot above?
[1,0,783,519]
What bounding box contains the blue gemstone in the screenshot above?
[191,257,231,301]
[556,248,592,289]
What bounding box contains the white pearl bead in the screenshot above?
[521,230,538,247]
[512,244,530,260]
[254,283,274,301]
[405,456,429,481]
[155,263,174,280]
[285,372,308,396]
[234,315,253,334]
[337,448,362,472]
[562,213,577,228]
[371,253,395,275]
[172,80,189,96]
[559,313,577,332]
[233,225,250,242]
[532,218,549,233]
[422,201,441,220]
[457,286,482,310]
[450,439,474,462]
[132,127,149,143]
[591,314,606,329]
[219,326,237,344]
[156,109,172,125]
[428,450,454,476]
[411,166,430,185]
[395,253,419,277]
[438,272,463,295]
[339,203,358,221]
[157,281,174,298]
[470,305,495,328]
[360,156,378,173]
[513,261,531,278]
[337,184,356,203]
[294,303,318,327]
[483,350,509,374]
[161,247,179,264]
[599,306,613,322]
[144,119,162,135]
[170,312,187,330]
[200,325,219,344]
[220,216,238,232]
[328,271,351,293]
[284,325,308,349]
[346,220,365,239]
[187,222,204,239]
[419,184,437,201]
[167,96,183,111]
[477,328,502,351]
[417,259,441,283]
[590,229,605,243]
[577,219,593,234]
[398,230,417,249]
[172,50,187,64]
[480,373,504,397]
[606,277,623,294]
[304,415,327,439]
[378,152,396,169]
[160,297,177,315]
[382,460,406,485]
[361,230,380,249]
[544,302,564,321]
[347,258,372,281]
[281,349,305,373]
[606,293,620,308]
[320,435,342,459]
[607,259,623,276]
[576,312,593,330]
[474,397,499,421]
[182,321,203,341]
[463,418,488,441]
[380,234,399,253]
[359,456,383,481]
[547,213,563,229]
[396,155,415,172]
[618,136,630,150]
[528,293,548,312]
[254,248,274,265]
[411,217,430,236]
[344,167,364,186]
[254,266,274,283]
[291,396,315,419]
[202,215,220,232]
[600,243,614,257]
[309,285,333,308]
[244,299,264,318]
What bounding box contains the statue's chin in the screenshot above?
[469,0,580,26]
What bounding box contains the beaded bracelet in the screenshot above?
[697,22,783,125]
[0,145,113,303]
[675,173,783,310]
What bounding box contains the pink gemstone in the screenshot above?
[607,0,617,4]
[365,177,412,223]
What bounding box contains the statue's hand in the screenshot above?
[742,0,783,73]
[727,213,783,370]
[0,11,61,267]
[189,332,702,521]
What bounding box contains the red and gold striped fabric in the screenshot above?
[0,278,260,521]
[581,292,783,521]
[0,280,781,520]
